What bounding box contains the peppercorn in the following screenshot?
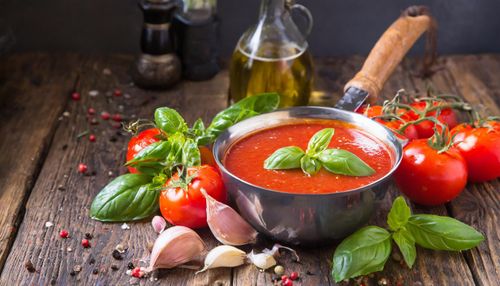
[69,271,76,276]
[87,107,96,115]
[114,89,122,97]
[81,239,91,248]
[24,260,36,273]
[281,275,288,282]
[110,265,119,271]
[89,134,96,142]
[282,278,293,286]
[112,113,122,122]
[101,111,110,120]
[88,257,95,265]
[112,249,123,260]
[78,163,88,174]
[274,265,285,275]
[90,118,99,125]
[59,230,69,238]
[85,233,93,239]
[92,268,99,275]
[71,92,80,101]
[131,267,142,278]
[290,271,299,281]
[127,262,135,269]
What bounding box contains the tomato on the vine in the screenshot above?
[451,122,500,183]
[126,128,163,173]
[406,101,458,139]
[394,139,467,206]
[356,105,419,140]
[159,165,226,229]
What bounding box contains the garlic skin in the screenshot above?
[263,243,300,262]
[247,250,277,270]
[196,245,246,274]
[151,216,167,234]
[147,226,206,272]
[201,188,258,246]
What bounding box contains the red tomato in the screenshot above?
[356,105,384,118]
[159,165,226,229]
[407,102,458,139]
[451,122,500,182]
[357,105,419,140]
[126,128,163,173]
[394,139,467,206]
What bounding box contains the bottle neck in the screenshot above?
[259,0,286,19]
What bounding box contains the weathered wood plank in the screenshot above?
[0,54,231,285]
[0,53,78,271]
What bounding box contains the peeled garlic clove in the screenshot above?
[263,243,300,262]
[151,216,167,234]
[147,226,206,272]
[201,188,258,246]
[196,245,246,274]
[247,250,276,270]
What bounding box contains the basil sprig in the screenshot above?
[332,196,484,282]
[90,93,280,222]
[264,128,375,177]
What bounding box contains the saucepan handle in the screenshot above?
[344,6,433,103]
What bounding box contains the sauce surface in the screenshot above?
[224,120,393,194]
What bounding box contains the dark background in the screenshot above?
[1,0,500,57]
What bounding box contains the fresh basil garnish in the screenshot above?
[264,146,305,170]
[331,196,485,282]
[181,138,201,167]
[306,128,334,156]
[264,128,374,177]
[154,107,188,134]
[387,196,411,231]
[407,214,485,251]
[90,174,157,222]
[332,226,392,282]
[125,141,171,167]
[392,228,417,268]
[318,149,375,176]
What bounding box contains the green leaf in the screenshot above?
[205,93,280,141]
[318,149,375,176]
[182,138,201,167]
[166,133,186,164]
[90,174,157,222]
[300,155,322,176]
[154,107,188,134]
[306,128,335,155]
[125,141,171,166]
[332,226,392,282]
[407,214,485,251]
[264,146,305,170]
[392,228,417,268]
[387,196,412,231]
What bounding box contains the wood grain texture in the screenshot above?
[0,53,498,285]
[0,53,78,271]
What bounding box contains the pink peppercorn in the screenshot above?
[87,107,96,115]
[113,89,122,97]
[290,272,299,281]
[78,163,88,174]
[112,113,122,122]
[81,239,90,248]
[101,111,110,120]
[131,267,142,278]
[282,278,293,286]
[71,92,81,101]
[59,230,69,238]
[89,134,96,142]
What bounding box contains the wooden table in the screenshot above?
[0,53,498,286]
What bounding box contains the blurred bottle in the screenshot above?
[173,0,220,81]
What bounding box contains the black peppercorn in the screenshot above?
[112,250,123,260]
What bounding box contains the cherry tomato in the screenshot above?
[357,105,418,140]
[407,102,458,139]
[159,165,226,229]
[394,139,467,206]
[451,122,500,183]
[126,128,163,173]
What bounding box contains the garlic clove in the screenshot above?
[196,245,246,274]
[151,216,167,234]
[247,250,277,270]
[147,226,206,272]
[201,188,258,246]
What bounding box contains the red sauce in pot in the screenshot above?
[224,120,393,194]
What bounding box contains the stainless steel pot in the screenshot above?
[213,106,404,245]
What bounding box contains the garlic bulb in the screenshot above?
[201,188,258,246]
[146,226,206,272]
[151,216,167,234]
[247,250,277,270]
[196,245,246,274]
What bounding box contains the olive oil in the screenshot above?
[229,42,314,107]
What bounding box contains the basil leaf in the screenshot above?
[392,228,417,268]
[318,149,375,176]
[332,226,392,282]
[407,214,484,251]
[192,118,205,134]
[154,107,188,134]
[306,128,335,155]
[264,146,305,170]
[125,141,171,166]
[206,93,280,141]
[166,133,186,164]
[387,196,412,231]
[182,139,201,167]
[300,155,321,176]
[90,174,157,222]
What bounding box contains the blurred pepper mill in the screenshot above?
[132,0,182,89]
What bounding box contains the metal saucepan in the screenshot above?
[213,6,433,244]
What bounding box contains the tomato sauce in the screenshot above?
[224,120,393,194]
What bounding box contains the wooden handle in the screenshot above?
[344,6,432,102]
